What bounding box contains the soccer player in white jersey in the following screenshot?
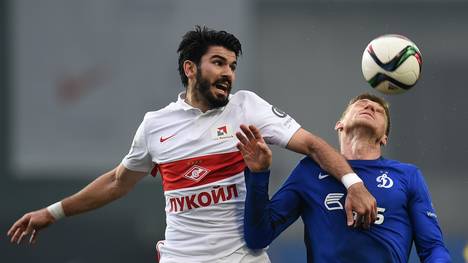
[8,26,377,262]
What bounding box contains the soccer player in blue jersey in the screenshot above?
[236,93,451,263]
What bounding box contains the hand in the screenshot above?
[236,124,272,172]
[345,182,377,229]
[7,208,56,245]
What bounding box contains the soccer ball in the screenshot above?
[361,34,422,94]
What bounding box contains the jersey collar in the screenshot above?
[177,92,195,111]
[348,156,385,165]
[176,91,231,113]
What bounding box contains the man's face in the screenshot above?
[338,99,388,143]
[195,46,237,108]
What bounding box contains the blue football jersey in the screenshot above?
[244,157,451,263]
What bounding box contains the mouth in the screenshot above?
[213,80,231,96]
[358,111,374,119]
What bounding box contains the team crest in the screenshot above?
[183,165,210,182]
[376,171,394,188]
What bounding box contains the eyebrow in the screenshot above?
[210,55,237,65]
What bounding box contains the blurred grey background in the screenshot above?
[1,0,467,262]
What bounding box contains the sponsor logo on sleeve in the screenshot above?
[426,211,438,219]
[272,106,287,118]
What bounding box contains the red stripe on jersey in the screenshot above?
[157,151,246,191]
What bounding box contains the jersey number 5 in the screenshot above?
[374,207,386,225]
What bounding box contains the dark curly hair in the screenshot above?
[177,25,242,87]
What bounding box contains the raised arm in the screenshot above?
[7,164,147,245]
[236,125,302,248]
[285,128,377,228]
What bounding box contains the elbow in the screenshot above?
[108,178,131,200]
[114,187,129,199]
[243,217,274,249]
[420,245,452,263]
[111,180,133,199]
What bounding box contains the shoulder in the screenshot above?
[232,90,262,99]
[298,156,321,169]
[229,90,268,106]
[142,102,179,120]
[292,157,322,177]
[283,157,325,189]
[134,102,181,132]
[380,158,422,188]
[383,158,420,174]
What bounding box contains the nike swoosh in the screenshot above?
[160,134,176,143]
[318,172,330,179]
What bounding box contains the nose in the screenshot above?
[222,66,234,81]
[364,103,376,112]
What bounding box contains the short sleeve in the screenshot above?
[121,116,153,173]
[241,91,301,147]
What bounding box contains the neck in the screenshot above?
[339,128,382,160]
[185,85,210,112]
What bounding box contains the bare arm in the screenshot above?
[286,128,352,179]
[287,128,377,228]
[7,164,147,244]
[62,164,147,216]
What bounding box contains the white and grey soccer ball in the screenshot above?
[362,34,422,94]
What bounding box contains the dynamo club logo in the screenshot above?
[376,172,393,188]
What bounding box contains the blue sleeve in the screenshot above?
[408,168,451,263]
[243,167,303,249]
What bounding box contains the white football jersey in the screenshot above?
[122,90,300,262]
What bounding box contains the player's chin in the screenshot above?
[351,120,378,132]
[208,93,229,108]
[215,94,229,103]
[354,117,376,125]
[214,97,229,107]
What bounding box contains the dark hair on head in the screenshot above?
[177,25,242,87]
[341,93,391,136]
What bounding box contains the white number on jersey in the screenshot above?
[374,207,386,225]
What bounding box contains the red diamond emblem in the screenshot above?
[183,165,210,182]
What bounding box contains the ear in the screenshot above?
[379,135,388,146]
[335,120,343,132]
[183,60,197,81]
